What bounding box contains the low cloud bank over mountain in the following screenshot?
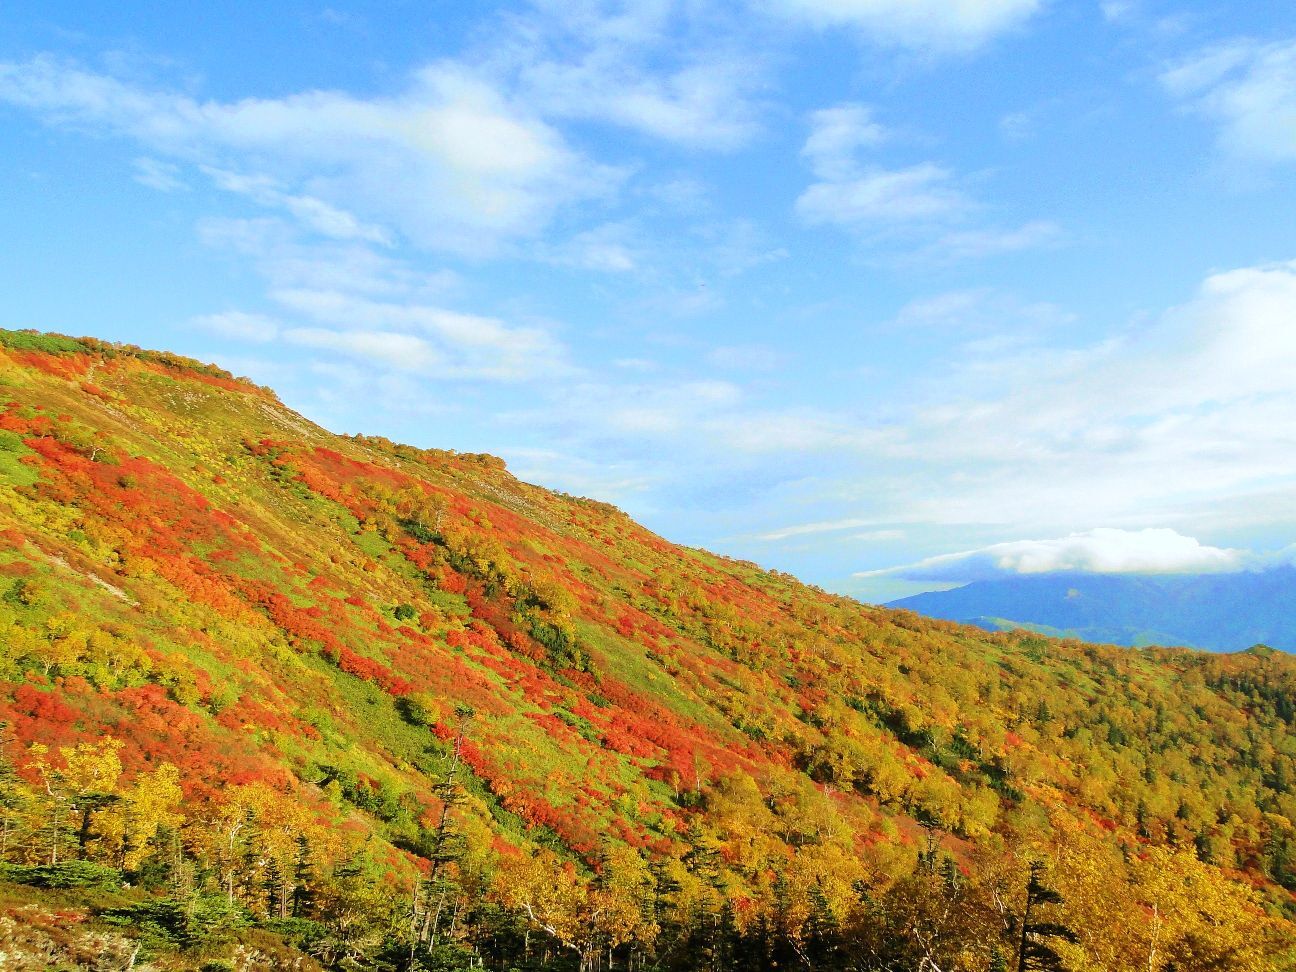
[862,528,1260,583]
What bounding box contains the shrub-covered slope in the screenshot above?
[1,329,1295,971]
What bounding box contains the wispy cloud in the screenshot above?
[853,259,1296,529]
[202,167,393,245]
[284,328,445,373]
[767,0,1042,54]
[801,103,888,179]
[271,288,572,383]
[195,217,458,298]
[487,1,768,150]
[795,103,967,229]
[797,161,970,227]
[888,287,1071,335]
[0,54,619,254]
[794,105,1058,254]
[1162,38,1296,166]
[758,517,885,541]
[190,310,281,343]
[505,446,659,504]
[544,222,640,273]
[132,156,187,192]
[187,214,573,383]
[707,344,783,371]
[920,220,1064,262]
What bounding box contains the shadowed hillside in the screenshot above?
[1,329,1295,970]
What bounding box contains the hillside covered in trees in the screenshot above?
[1,329,1295,971]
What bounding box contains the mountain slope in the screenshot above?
[887,569,1296,651]
[0,329,1294,970]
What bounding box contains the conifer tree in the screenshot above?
[412,705,475,962]
[0,723,29,860]
[1013,861,1078,972]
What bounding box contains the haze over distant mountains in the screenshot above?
[887,566,1296,653]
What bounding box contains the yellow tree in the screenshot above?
[1130,845,1292,972]
[498,850,601,970]
[99,762,184,870]
[187,790,256,906]
[780,841,867,945]
[1006,819,1295,972]
[237,783,316,919]
[27,737,123,864]
[1039,823,1139,972]
[591,845,659,964]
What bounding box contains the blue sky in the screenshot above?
[3,0,1295,601]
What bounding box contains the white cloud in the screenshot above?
[706,409,892,453]
[491,1,767,150]
[189,214,573,383]
[547,222,639,272]
[922,220,1063,262]
[697,218,789,276]
[203,167,393,245]
[284,328,445,372]
[795,105,1055,250]
[852,529,905,542]
[797,162,969,226]
[1162,38,1296,165]
[998,110,1034,141]
[271,288,572,382]
[132,156,187,192]
[707,344,783,371]
[612,357,660,372]
[758,516,884,541]
[521,56,763,150]
[540,214,784,282]
[504,374,890,466]
[190,215,564,382]
[555,378,742,437]
[505,446,658,503]
[795,107,978,231]
[1100,0,1136,23]
[889,288,1072,339]
[196,217,458,298]
[768,0,1042,53]
[801,103,887,180]
[849,259,1296,531]
[190,310,280,343]
[0,55,618,254]
[860,528,1246,580]
[646,176,712,211]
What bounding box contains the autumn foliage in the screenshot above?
[0,329,1293,971]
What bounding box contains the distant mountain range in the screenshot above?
[886,566,1296,652]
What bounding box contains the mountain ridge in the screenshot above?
[886,568,1296,652]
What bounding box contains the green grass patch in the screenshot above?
[0,329,85,354]
[0,429,38,487]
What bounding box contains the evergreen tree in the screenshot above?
[0,723,29,860]
[1013,861,1077,972]
[412,706,475,965]
[803,878,842,969]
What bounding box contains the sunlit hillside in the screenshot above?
[1,329,1295,971]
